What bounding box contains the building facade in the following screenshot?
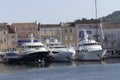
[103,23,120,50]
[11,22,38,46]
[61,22,77,47]
[38,23,62,43]
[5,19,120,51]
[75,19,102,45]
[7,26,17,49]
[0,23,8,51]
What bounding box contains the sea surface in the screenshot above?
[0,58,120,80]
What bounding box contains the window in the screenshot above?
[11,35,15,38]
[70,28,72,33]
[24,27,28,31]
[93,25,99,29]
[57,29,60,34]
[33,33,36,37]
[17,27,21,31]
[87,31,92,34]
[70,36,73,40]
[33,27,37,31]
[65,29,67,33]
[65,36,68,41]
[4,38,6,42]
[79,31,84,37]
[0,39,3,43]
[44,30,46,34]
[3,31,7,35]
[18,34,20,38]
[12,41,16,44]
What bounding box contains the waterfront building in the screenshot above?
[61,22,77,47]
[6,19,120,53]
[11,22,38,46]
[38,23,62,43]
[0,23,8,51]
[7,26,17,49]
[102,23,120,50]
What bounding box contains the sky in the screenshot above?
[0,0,120,24]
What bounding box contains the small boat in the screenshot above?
[45,38,73,62]
[2,49,21,64]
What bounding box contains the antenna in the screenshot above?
[30,33,34,42]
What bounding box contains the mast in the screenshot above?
[95,0,98,19]
[38,22,42,42]
[95,0,105,47]
[95,0,99,42]
[100,18,104,41]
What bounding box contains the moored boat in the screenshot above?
[19,34,50,63]
[71,30,107,61]
[2,49,21,64]
[45,38,73,62]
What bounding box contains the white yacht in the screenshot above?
[45,38,73,62]
[20,34,50,63]
[71,30,107,61]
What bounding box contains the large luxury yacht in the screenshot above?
[45,38,73,62]
[19,34,50,63]
[71,30,106,61]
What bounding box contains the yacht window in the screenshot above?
[29,46,32,48]
[79,44,83,46]
[53,46,64,48]
[49,47,53,48]
[24,46,26,48]
[34,46,38,48]
[22,46,24,48]
[91,43,98,45]
[40,46,44,48]
[79,44,82,46]
[93,43,97,45]
[87,43,89,46]
[29,46,33,48]
[82,44,86,46]
[32,46,35,48]
[88,43,92,46]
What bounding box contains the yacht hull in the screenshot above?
[50,51,72,62]
[72,49,107,61]
[2,57,21,64]
[20,51,50,63]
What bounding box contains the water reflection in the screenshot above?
[0,58,120,73]
[71,61,102,67]
[102,58,120,64]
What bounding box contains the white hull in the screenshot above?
[50,51,72,62]
[72,49,107,61]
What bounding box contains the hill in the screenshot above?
[102,11,120,23]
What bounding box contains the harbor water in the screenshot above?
[0,58,120,80]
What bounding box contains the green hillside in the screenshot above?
[102,11,120,23]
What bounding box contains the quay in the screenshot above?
[0,52,6,63]
[103,49,120,59]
